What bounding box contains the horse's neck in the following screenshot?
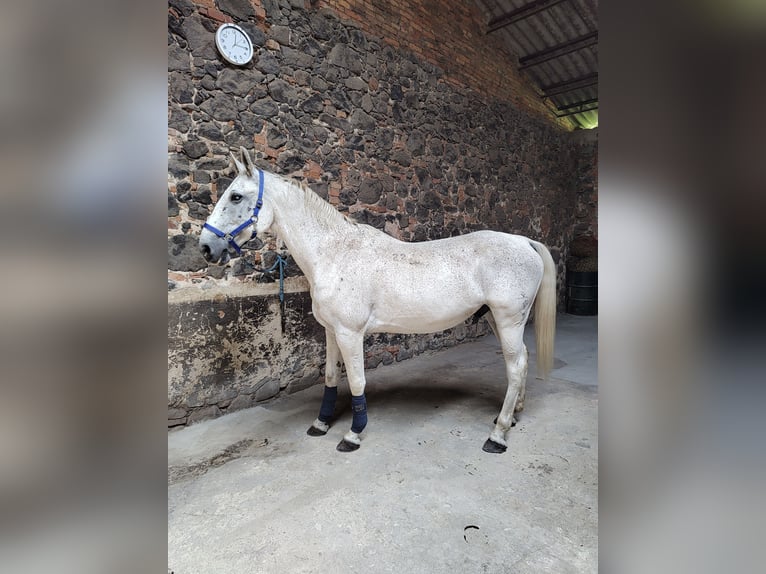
[269,181,344,286]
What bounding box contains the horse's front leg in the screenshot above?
[333,329,367,452]
[307,329,343,436]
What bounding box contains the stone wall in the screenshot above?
[572,128,598,239]
[168,0,593,426]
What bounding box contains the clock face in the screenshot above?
[215,24,253,66]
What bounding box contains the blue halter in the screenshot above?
[203,169,265,255]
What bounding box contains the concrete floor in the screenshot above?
[168,314,597,573]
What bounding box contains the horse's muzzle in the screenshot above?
[199,238,230,265]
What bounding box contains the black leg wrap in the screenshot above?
[336,439,360,452]
[318,386,338,423]
[482,438,507,454]
[350,395,367,434]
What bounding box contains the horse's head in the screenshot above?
[199,147,275,264]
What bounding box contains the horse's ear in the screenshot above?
[230,150,246,175]
[239,146,256,177]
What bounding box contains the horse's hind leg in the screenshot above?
[307,329,343,436]
[515,345,528,414]
[483,316,528,454]
[485,312,526,424]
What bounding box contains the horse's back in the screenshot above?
[341,228,545,333]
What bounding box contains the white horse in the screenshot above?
[199,147,556,453]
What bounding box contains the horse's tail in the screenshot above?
[529,241,556,380]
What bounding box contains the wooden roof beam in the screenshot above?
[519,31,598,69]
[486,0,569,33]
[541,72,598,97]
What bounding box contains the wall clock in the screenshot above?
[215,23,254,66]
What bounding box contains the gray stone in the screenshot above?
[270,25,291,46]
[169,155,190,179]
[168,234,207,271]
[286,368,321,394]
[339,189,357,205]
[256,51,281,75]
[200,76,215,91]
[187,405,222,425]
[327,43,361,72]
[168,72,194,104]
[365,355,382,370]
[187,201,210,221]
[228,394,253,412]
[168,191,179,217]
[191,185,212,205]
[309,13,334,41]
[217,0,255,21]
[352,209,385,229]
[267,127,288,148]
[183,140,209,159]
[232,114,257,138]
[169,0,194,17]
[294,70,310,85]
[168,407,187,420]
[396,347,414,362]
[215,68,254,97]
[281,47,314,68]
[301,93,324,114]
[406,130,425,155]
[345,76,367,91]
[358,179,382,204]
[197,157,229,170]
[312,76,328,91]
[319,113,351,132]
[169,106,192,133]
[361,93,373,113]
[168,44,190,72]
[250,98,279,118]
[349,29,367,51]
[181,16,217,60]
[212,387,238,404]
[254,378,279,402]
[349,109,376,131]
[391,149,411,167]
[224,129,250,147]
[239,22,266,47]
[268,79,299,105]
[200,93,239,121]
[193,170,211,184]
[345,134,364,150]
[277,150,304,172]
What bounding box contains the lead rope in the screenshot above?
[253,253,287,333]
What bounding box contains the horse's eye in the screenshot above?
[230,193,243,203]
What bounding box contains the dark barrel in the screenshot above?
[566,270,597,315]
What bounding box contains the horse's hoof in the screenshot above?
[482,438,507,454]
[336,439,360,452]
[307,425,327,437]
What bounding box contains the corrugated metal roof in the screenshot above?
[474,0,598,129]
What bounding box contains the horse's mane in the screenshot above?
[292,179,358,231]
